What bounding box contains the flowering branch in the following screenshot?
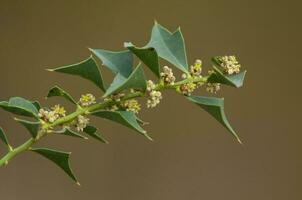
[0,22,246,184]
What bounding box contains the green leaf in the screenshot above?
[31,148,79,184]
[15,118,40,138]
[56,128,88,140]
[83,125,108,143]
[48,56,106,92]
[187,96,241,143]
[104,63,147,97]
[0,97,39,118]
[47,85,77,105]
[0,127,10,147]
[208,66,247,88]
[92,110,152,141]
[124,42,160,77]
[145,22,188,73]
[32,101,41,110]
[89,49,133,77]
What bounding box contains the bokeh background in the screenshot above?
[0,0,301,199]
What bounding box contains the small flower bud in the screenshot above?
[123,99,141,114]
[76,115,89,132]
[147,90,162,108]
[147,80,156,91]
[206,83,221,94]
[189,59,203,77]
[180,82,197,96]
[219,55,241,75]
[160,66,176,85]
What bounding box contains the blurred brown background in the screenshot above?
[0,0,301,199]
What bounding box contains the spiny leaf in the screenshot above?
[187,96,241,143]
[56,128,88,140]
[208,65,247,88]
[0,127,10,147]
[48,56,105,92]
[103,63,147,97]
[92,110,152,141]
[90,49,133,77]
[0,97,38,118]
[83,125,108,143]
[31,148,79,184]
[124,42,160,77]
[47,85,77,105]
[15,118,40,138]
[145,22,188,73]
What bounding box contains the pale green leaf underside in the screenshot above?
[92,110,152,140]
[104,63,147,97]
[187,96,241,143]
[56,128,87,140]
[145,22,188,73]
[208,65,246,88]
[48,56,105,92]
[15,118,40,138]
[124,42,160,77]
[90,49,133,77]
[0,127,9,146]
[47,85,77,105]
[0,97,38,118]
[31,148,78,184]
[83,125,108,143]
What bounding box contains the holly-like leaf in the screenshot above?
[124,42,160,77]
[145,22,188,73]
[47,85,77,105]
[83,125,108,143]
[90,49,133,77]
[187,96,241,143]
[208,65,247,88]
[56,128,88,140]
[0,127,10,147]
[15,118,40,138]
[0,97,39,118]
[48,56,106,92]
[31,148,79,184]
[92,110,152,140]
[103,63,147,97]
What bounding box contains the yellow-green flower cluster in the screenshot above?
[38,105,66,123]
[190,59,202,77]
[79,94,96,107]
[219,55,241,75]
[76,115,89,132]
[123,99,141,114]
[179,82,197,96]
[146,80,162,108]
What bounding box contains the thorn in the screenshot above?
[154,19,158,24]
[84,137,89,140]
[237,138,243,145]
[76,182,81,186]
[46,68,54,72]
[4,161,8,166]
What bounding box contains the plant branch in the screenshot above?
[0,76,208,167]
